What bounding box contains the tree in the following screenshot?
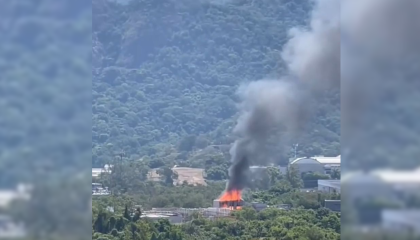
[150,232,159,240]
[124,205,132,221]
[286,165,303,189]
[206,166,227,180]
[133,207,142,222]
[157,167,178,186]
[331,169,340,179]
[91,0,340,167]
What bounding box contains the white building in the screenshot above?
[289,155,341,175]
[341,167,420,202]
[318,180,341,194]
[92,183,110,196]
[370,168,420,192]
[382,209,420,235]
[0,184,31,209]
[141,212,183,224]
[0,215,26,238]
[92,164,112,178]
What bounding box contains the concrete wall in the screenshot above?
[318,180,341,194]
[251,203,268,212]
[382,210,420,235]
[324,200,341,212]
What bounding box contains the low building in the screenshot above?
[318,180,341,194]
[0,184,31,209]
[370,168,420,192]
[249,166,268,171]
[289,155,340,175]
[381,209,420,235]
[0,215,26,238]
[92,183,110,196]
[251,202,268,212]
[141,212,183,224]
[92,164,112,178]
[324,200,341,212]
[342,168,420,203]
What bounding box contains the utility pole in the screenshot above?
[111,151,124,212]
[294,144,299,159]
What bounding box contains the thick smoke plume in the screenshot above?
[226,0,340,191]
[341,0,420,170]
[282,0,340,89]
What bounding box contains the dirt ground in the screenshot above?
[147,167,207,186]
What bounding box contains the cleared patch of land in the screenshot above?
[147,169,162,182]
[147,167,207,186]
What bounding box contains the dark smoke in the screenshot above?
[226,0,340,191]
[341,0,420,170]
[226,81,305,191]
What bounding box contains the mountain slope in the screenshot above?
[92,0,340,166]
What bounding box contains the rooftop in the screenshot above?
[318,179,341,188]
[371,168,420,184]
[342,168,420,184]
[141,214,170,218]
[290,155,341,165]
[382,209,420,225]
[92,167,112,177]
[0,185,31,208]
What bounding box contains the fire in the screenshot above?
[218,189,242,209]
[219,189,242,202]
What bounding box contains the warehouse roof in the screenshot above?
[290,155,341,165]
[342,168,420,185]
[371,168,420,184]
[318,180,341,189]
[382,209,420,226]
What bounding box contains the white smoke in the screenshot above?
[282,0,340,89]
[341,0,420,170]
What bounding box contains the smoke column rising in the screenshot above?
[341,0,420,170]
[226,0,340,191]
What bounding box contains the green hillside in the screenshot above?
[92,0,340,167]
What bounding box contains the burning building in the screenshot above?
[213,190,244,210]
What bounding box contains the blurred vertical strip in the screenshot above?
[0,0,92,239]
[341,0,420,238]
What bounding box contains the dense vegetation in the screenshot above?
[93,162,342,240]
[92,159,420,240]
[93,205,340,240]
[2,0,418,239]
[0,0,91,186]
[92,0,341,168]
[0,0,91,239]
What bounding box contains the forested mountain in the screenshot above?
[92,0,340,167]
[0,1,91,183]
[0,1,92,239]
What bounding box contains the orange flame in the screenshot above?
[219,189,242,202]
[218,189,242,209]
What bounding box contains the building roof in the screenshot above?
[290,155,341,165]
[341,171,382,183]
[371,168,420,184]
[313,156,341,165]
[342,168,420,185]
[382,209,420,225]
[290,158,320,165]
[250,166,268,169]
[92,167,112,177]
[318,180,341,189]
[141,214,170,218]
